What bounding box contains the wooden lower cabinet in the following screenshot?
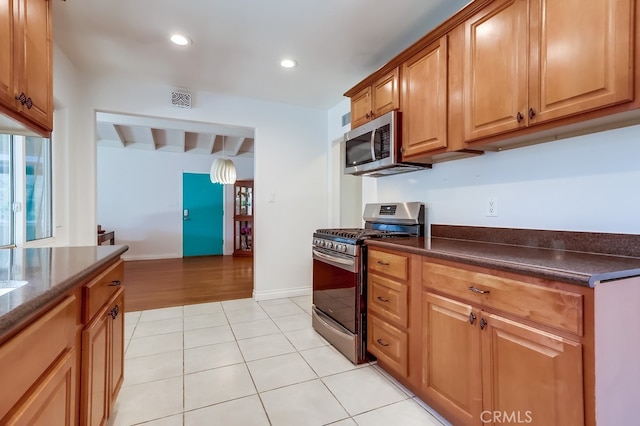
[366,248,590,425]
[421,290,584,426]
[368,315,408,376]
[0,295,79,425]
[81,287,124,426]
[3,349,77,426]
[422,292,482,425]
[482,313,584,426]
[0,258,125,426]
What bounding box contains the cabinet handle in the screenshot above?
[376,296,390,303]
[480,318,487,330]
[25,97,33,109]
[469,312,476,325]
[15,92,27,105]
[109,304,120,319]
[365,112,371,119]
[376,338,390,347]
[516,112,523,123]
[109,280,122,286]
[376,260,390,266]
[468,286,490,295]
[528,107,536,120]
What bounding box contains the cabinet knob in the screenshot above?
[516,112,523,123]
[25,97,33,109]
[15,92,27,105]
[365,112,371,119]
[528,107,536,120]
[469,312,476,325]
[480,318,488,330]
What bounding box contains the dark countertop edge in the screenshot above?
[366,239,640,288]
[0,245,129,341]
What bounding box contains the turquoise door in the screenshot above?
[183,173,224,256]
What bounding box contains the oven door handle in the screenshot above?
[312,249,357,273]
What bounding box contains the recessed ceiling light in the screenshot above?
[280,59,298,68]
[170,34,191,46]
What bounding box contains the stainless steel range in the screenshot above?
[312,202,425,364]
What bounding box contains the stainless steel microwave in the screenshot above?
[343,110,429,177]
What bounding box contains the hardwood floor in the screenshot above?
[123,255,253,312]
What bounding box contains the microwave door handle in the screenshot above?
[370,129,377,160]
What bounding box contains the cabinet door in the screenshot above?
[0,0,17,110]
[2,349,77,426]
[371,68,399,119]
[350,86,371,128]
[110,290,125,405]
[528,0,633,124]
[15,0,52,131]
[481,313,584,426]
[422,292,482,425]
[401,36,448,158]
[464,0,528,141]
[81,308,110,426]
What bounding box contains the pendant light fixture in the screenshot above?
[210,135,237,184]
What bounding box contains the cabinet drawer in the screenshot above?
[84,260,124,322]
[368,274,408,328]
[368,315,408,376]
[423,261,583,335]
[369,249,409,281]
[0,295,77,419]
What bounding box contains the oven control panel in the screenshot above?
[312,237,358,257]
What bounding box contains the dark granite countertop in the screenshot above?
[0,245,129,339]
[366,225,640,287]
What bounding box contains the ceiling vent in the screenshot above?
[171,90,192,109]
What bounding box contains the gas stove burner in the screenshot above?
[314,228,410,241]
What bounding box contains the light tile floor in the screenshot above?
[110,296,450,426]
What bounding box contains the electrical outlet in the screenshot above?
[486,197,498,217]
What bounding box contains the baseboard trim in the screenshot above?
[253,286,311,301]
[122,254,181,261]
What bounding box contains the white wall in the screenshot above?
[367,124,640,234]
[55,68,328,300]
[44,44,96,248]
[97,147,254,259]
[328,99,362,227]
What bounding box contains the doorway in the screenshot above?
[182,172,224,256]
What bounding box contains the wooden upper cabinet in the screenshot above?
[0,0,52,136]
[372,69,399,119]
[350,68,399,128]
[463,0,528,141]
[401,36,448,158]
[17,0,53,131]
[463,0,634,142]
[481,313,584,426]
[529,0,634,123]
[0,0,17,110]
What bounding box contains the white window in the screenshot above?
[0,134,52,247]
